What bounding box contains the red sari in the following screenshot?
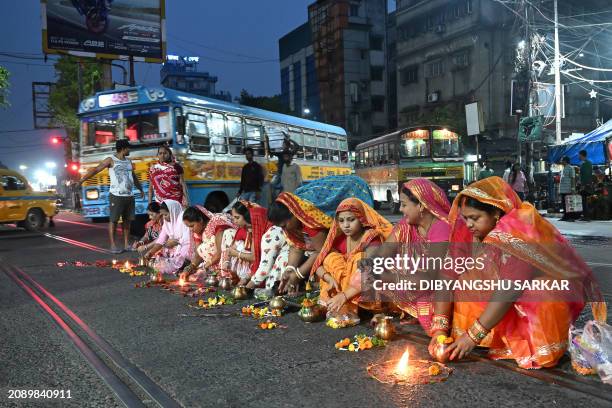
[149,161,184,203]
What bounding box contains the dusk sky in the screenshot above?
[0,1,393,176]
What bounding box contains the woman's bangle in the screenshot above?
[295,268,305,280]
[467,318,490,345]
[322,272,331,281]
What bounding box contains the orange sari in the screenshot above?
[448,177,606,369]
[312,198,393,314]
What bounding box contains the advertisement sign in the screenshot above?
[41,0,166,62]
[465,102,483,136]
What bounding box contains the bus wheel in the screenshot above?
[205,192,229,213]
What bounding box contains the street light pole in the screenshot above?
[553,0,562,144]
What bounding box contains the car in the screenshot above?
[0,169,58,231]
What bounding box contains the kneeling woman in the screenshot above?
[180,206,236,281]
[269,175,374,295]
[311,198,392,315]
[436,177,606,369]
[221,201,271,285]
[143,200,192,275]
[132,202,163,255]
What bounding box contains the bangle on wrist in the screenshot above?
[295,268,305,280]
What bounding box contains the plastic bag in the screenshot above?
[569,320,612,384]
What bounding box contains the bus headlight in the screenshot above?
[85,189,99,200]
[451,184,460,191]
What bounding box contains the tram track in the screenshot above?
[2,264,182,408]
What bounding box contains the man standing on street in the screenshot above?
[77,139,144,253]
[559,156,576,222]
[578,150,593,221]
[280,150,302,194]
[477,159,495,180]
[237,147,264,204]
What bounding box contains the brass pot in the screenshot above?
[219,277,233,291]
[374,316,395,340]
[205,274,219,287]
[232,285,249,300]
[298,305,324,322]
[269,296,287,310]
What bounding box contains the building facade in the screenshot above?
[279,0,389,149]
[279,23,320,120]
[160,56,231,101]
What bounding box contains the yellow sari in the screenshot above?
[312,198,393,314]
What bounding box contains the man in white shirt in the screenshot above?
[77,139,144,253]
[280,151,302,194]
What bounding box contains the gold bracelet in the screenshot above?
[466,327,480,344]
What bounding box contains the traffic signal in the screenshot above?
[68,162,80,173]
[51,136,61,145]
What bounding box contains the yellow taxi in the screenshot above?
[0,169,58,231]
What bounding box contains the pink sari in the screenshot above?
[192,206,236,276]
[387,179,459,332]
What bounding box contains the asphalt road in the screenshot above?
[1,212,611,408]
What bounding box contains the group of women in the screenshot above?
[134,145,606,370]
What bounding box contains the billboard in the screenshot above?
[41,0,166,62]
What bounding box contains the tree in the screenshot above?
[238,90,289,114]
[0,66,10,108]
[48,56,105,142]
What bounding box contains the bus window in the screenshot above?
[338,136,349,163]
[83,113,120,146]
[329,136,339,162]
[124,108,169,142]
[432,129,460,158]
[388,143,397,164]
[304,145,316,160]
[188,118,210,153]
[209,112,227,154]
[288,127,304,145]
[265,123,288,153]
[341,151,349,163]
[227,115,244,155]
[401,129,430,158]
[373,146,380,166]
[379,144,386,164]
[317,134,329,161]
[245,120,265,156]
[363,150,369,167]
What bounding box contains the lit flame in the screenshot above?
[395,349,410,377]
[179,277,185,287]
[112,259,117,265]
[124,261,131,269]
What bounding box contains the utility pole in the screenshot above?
[553,0,562,144]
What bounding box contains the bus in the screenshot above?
[77,86,350,220]
[355,126,464,210]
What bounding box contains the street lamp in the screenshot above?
[45,162,57,169]
[19,165,27,170]
[303,108,311,116]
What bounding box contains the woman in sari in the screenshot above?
[180,205,236,282]
[385,178,456,331]
[143,199,192,275]
[311,198,392,315]
[132,202,163,255]
[148,145,189,206]
[221,201,272,285]
[268,175,374,295]
[436,176,606,369]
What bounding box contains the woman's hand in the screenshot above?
[165,239,179,248]
[238,278,249,287]
[428,330,449,359]
[245,279,256,290]
[326,292,348,313]
[323,274,340,296]
[446,333,476,361]
[278,268,302,295]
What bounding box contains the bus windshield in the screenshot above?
[81,107,170,148]
[400,129,430,158]
[432,129,460,158]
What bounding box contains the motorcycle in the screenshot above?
[70,0,113,34]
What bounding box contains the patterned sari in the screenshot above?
[448,176,606,369]
[387,178,457,331]
[276,175,374,250]
[191,206,236,277]
[149,161,184,203]
[312,198,393,314]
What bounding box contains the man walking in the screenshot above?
[280,150,302,194]
[77,139,144,253]
[559,156,576,222]
[578,150,593,221]
[237,147,264,203]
